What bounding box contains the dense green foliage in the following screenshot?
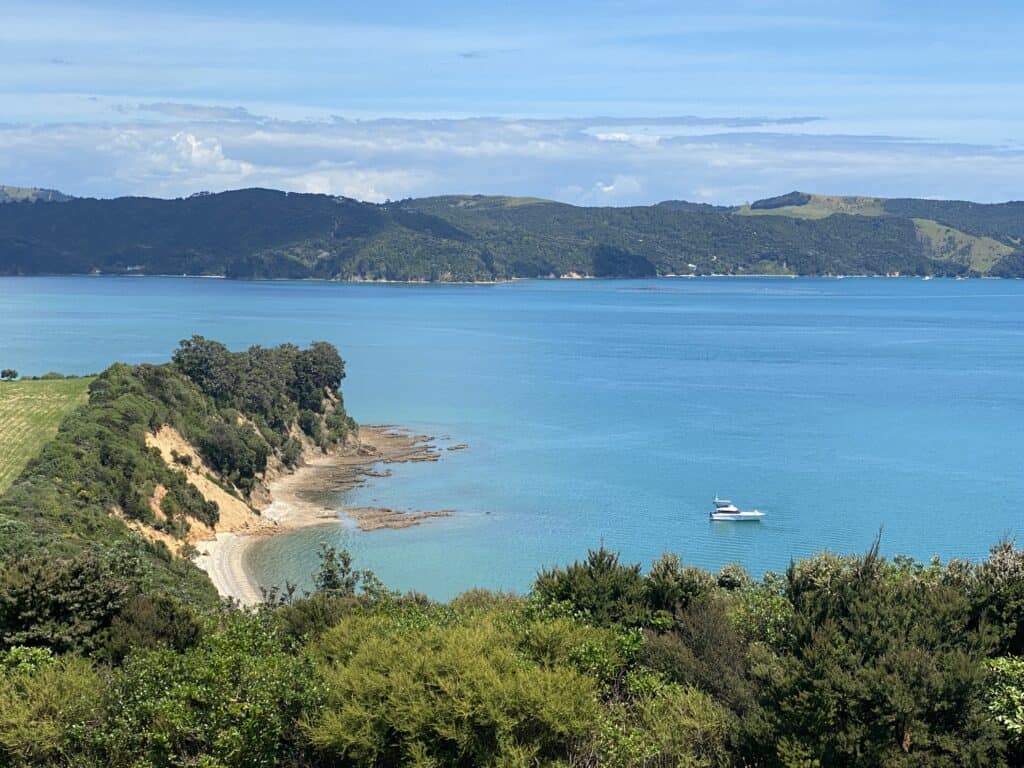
[4,539,1024,766]
[2,187,1021,279]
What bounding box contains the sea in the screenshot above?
[3,276,1023,599]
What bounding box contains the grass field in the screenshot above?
[913,217,1013,273]
[734,194,886,219]
[0,377,92,493]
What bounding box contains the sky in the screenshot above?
[2,0,1023,205]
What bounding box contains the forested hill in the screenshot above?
[0,338,355,606]
[1,186,1022,279]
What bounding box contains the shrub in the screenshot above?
[281,437,302,468]
[297,409,322,443]
[98,593,204,664]
[640,599,757,716]
[587,685,732,768]
[988,656,1024,763]
[98,612,321,767]
[0,655,102,766]
[309,607,601,767]
[0,548,140,654]
[646,552,716,615]
[199,421,268,487]
[534,546,649,626]
[716,563,753,591]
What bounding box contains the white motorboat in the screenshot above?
[710,497,765,521]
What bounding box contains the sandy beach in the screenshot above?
[192,425,451,605]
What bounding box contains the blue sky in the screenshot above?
[2,1,1023,204]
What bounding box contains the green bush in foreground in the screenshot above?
[0,653,101,766]
[309,605,603,766]
[98,611,321,768]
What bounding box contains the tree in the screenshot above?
[0,369,16,380]
[171,335,239,403]
[534,546,649,626]
[987,656,1024,763]
[768,549,1004,765]
[0,547,141,654]
[291,341,345,412]
[312,544,385,599]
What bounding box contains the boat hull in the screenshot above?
[709,510,765,521]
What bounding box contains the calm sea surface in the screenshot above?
[2,276,1023,598]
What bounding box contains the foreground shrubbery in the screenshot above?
[3,542,1024,767]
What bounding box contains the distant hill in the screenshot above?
[0,185,74,204]
[0,186,1021,279]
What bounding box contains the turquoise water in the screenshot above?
[2,276,1023,599]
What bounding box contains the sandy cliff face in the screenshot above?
[131,423,350,555]
[145,426,266,545]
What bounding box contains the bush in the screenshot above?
[988,656,1024,763]
[646,552,716,615]
[297,409,322,443]
[160,478,219,528]
[534,546,649,627]
[0,654,102,766]
[588,685,732,768]
[716,563,753,591]
[0,548,140,654]
[199,421,268,486]
[281,437,303,468]
[640,599,757,716]
[98,612,321,767]
[98,593,204,664]
[309,607,601,767]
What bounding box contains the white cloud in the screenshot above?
[581,175,643,203]
[284,167,432,202]
[1,111,1023,205]
[168,132,248,173]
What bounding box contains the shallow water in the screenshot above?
[3,276,1023,599]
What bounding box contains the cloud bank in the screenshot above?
[2,110,1022,205]
[2,3,1021,203]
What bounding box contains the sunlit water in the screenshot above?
[3,276,1023,599]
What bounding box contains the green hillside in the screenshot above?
[0,338,354,604]
[0,186,1021,278]
[735,192,886,219]
[912,217,1014,273]
[733,191,1024,274]
[0,185,73,204]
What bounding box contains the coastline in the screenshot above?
[193,425,446,605]
[0,272,998,282]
